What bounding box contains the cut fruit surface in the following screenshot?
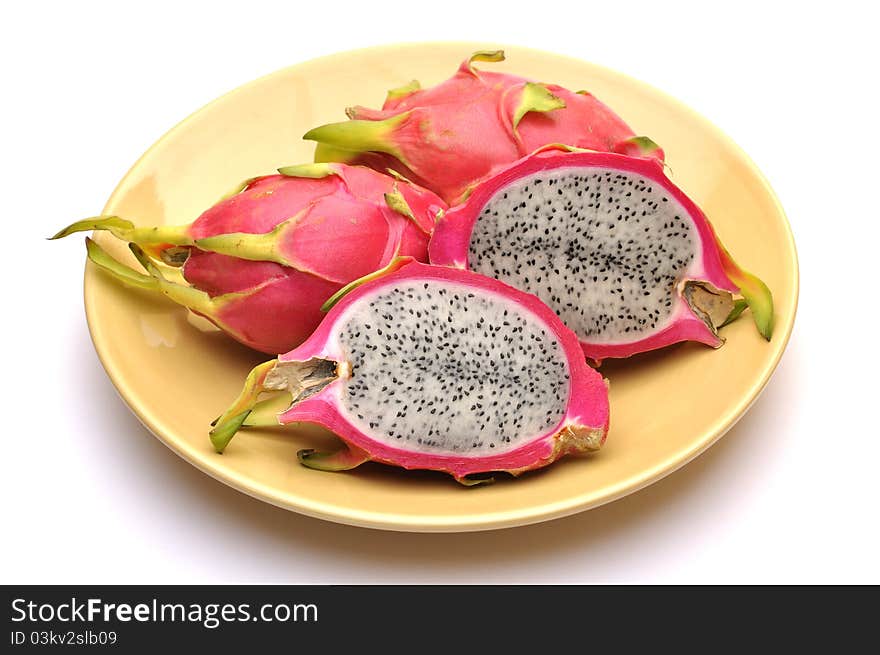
[429,149,773,361]
[212,260,609,484]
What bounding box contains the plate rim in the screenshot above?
[83,41,800,532]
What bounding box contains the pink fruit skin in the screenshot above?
[318,56,661,205]
[209,271,343,356]
[274,261,609,479]
[428,149,738,361]
[166,168,445,354]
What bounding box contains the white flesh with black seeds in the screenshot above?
[333,281,571,456]
[467,167,700,344]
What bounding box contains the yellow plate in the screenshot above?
[85,42,798,532]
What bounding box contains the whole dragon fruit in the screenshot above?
[429,147,774,361]
[303,50,662,205]
[211,259,610,485]
[52,164,446,354]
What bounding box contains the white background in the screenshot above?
[3,1,878,583]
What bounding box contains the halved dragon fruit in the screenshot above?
[429,147,774,361]
[210,259,609,484]
[304,50,660,205]
[52,163,446,354]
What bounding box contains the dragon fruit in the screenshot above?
[52,164,446,354]
[303,50,661,205]
[210,259,610,485]
[429,147,774,361]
